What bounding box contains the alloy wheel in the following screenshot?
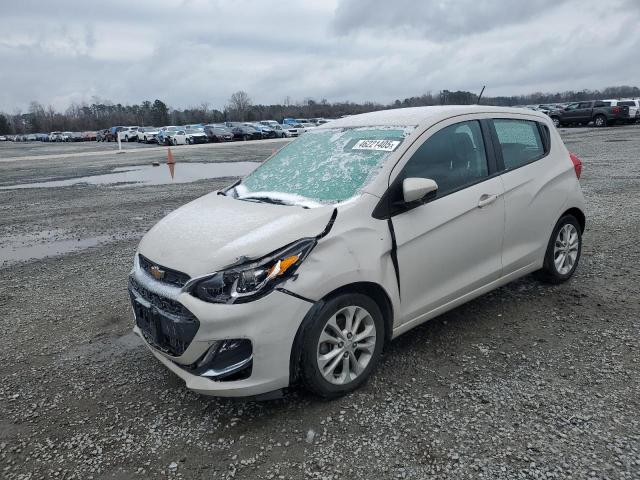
[553,223,579,275]
[316,306,377,385]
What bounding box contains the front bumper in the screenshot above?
[129,258,313,397]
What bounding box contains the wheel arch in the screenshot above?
[562,207,586,233]
[288,281,394,385]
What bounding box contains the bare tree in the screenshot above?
[227,91,252,121]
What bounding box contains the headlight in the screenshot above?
[190,238,316,304]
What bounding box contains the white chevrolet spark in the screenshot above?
[129,106,586,398]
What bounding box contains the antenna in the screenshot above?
[477,86,486,105]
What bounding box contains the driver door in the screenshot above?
[389,119,505,325]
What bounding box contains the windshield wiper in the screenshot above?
[239,195,310,208]
[241,196,287,205]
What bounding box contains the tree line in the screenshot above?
[1,85,638,135]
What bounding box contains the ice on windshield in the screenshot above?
[237,126,414,204]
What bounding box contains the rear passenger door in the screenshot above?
[490,118,566,275]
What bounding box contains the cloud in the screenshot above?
[0,0,638,113]
[332,0,559,41]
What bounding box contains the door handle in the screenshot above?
[477,194,498,208]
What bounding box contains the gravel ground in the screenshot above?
[0,127,639,479]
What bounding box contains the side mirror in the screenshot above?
[402,177,438,203]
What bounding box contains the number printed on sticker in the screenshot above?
[352,139,401,152]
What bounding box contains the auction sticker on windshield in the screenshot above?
[351,139,401,152]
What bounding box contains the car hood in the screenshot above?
[137,192,334,278]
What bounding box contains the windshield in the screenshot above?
[234,126,414,205]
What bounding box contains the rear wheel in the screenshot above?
[593,115,607,127]
[298,293,385,398]
[536,215,582,284]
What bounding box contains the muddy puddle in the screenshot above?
[0,161,260,190]
[0,231,140,266]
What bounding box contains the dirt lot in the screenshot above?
[1,127,639,480]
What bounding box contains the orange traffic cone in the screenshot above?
[167,148,175,179]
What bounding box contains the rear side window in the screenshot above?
[493,119,545,170]
[398,120,488,198]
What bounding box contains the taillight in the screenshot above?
[569,152,582,179]
[612,106,620,114]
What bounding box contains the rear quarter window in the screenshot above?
[493,119,546,170]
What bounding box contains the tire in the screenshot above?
[243,135,249,141]
[297,293,385,398]
[536,215,582,284]
[551,116,561,128]
[173,138,178,146]
[593,115,607,128]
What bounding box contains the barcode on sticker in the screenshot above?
[352,139,401,152]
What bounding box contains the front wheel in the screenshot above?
[536,215,582,284]
[297,293,385,398]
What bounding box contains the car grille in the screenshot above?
[138,254,190,287]
[129,277,199,356]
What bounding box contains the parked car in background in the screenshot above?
[259,120,279,128]
[60,132,72,142]
[0,135,7,141]
[165,129,188,146]
[602,99,639,123]
[282,123,306,137]
[109,126,126,140]
[137,126,160,143]
[69,132,84,142]
[49,131,62,142]
[165,128,207,146]
[121,126,139,142]
[549,101,630,127]
[310,118,330,125]
[247,122,276,139]
[204,124,234,142]
[82,131,97,141]
[267,123,290,138]
[157,126,180,145]
[225,122,262,141]
[184,128,209,144]
[97,129,114,142]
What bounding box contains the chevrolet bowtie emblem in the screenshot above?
[150,265,165,280]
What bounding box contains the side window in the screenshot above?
[493,119,545,170]
[399,120,488,198]
[578,102,592,109]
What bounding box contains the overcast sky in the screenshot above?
[0,0,638,112]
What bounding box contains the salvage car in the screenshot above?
[204,124,234,142]
[137,126,160,143]
[157,126,180,145]
[247,122,276,139]
[129,106,586,398]
[225,122,262,141]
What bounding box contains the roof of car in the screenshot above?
[317,105,548,129]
